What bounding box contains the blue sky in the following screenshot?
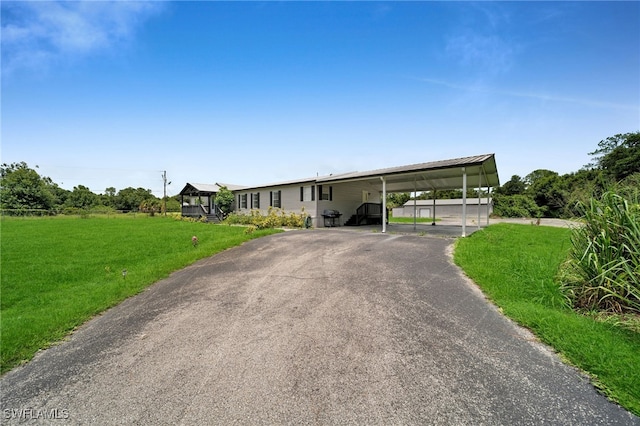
[2,1,638,197]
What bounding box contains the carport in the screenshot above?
[316,154,500,237]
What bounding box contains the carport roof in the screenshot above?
[316,153,499,192]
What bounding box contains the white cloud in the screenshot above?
[416,77,638,111]
[445,32,515,75]
[1,1,164,75]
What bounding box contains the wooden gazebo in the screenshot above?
[179,183,223,221]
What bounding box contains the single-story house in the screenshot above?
[393,198,493,221]
[182,153,500,236]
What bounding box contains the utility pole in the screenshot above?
[162,171,168,216]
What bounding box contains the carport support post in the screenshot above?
[478,172,482,231]
[462,168,467,237]
[381,176,387,233]
[413,179,417,231]
[432,189,436,226]
[487,186,491,226]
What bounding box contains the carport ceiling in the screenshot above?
[316,154,499,193]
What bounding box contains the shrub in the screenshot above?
[492,193,543,218]
[558,191,640,314]
[223,208,308,229]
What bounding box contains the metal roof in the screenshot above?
[180,182,248,195]
[231,172,354,192]
[179,183,222,195]
[181,154,499,195]
[216,183,248,191]
[315,154,499,192]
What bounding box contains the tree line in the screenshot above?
[492,132,639,218]
[0,162,180,215]
[2,132,638,218]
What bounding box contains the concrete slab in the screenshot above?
[331,217,578,238]
[331,223,482,238]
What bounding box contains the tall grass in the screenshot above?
[558,192,640,314]
[454,223,640,416]
[0,216,280,373]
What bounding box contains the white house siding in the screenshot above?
[234,181,385,228]
[235,183,316,223]
[318,181,382,227]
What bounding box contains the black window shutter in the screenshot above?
[300,187,304,202]
[311,185,315,201]
[318,185,322,200]
[270,191,273,206]
[279,190,282,208]
[250,193,253,209]
[329,186,333,201]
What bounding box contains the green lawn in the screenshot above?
[0,216,280,374]
[454,223,640,416]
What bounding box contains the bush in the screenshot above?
[492,193,543,218]
[558,191,640,314]
[224,208,308,229]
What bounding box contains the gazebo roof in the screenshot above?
[179,183,222,196]
[179,182,247,195]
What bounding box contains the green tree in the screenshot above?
[65,185,99,209]
[214,186,235,215]
[102,187,117,208]
[386,192,410,209]
[525,169,567,218]
[49,183,71,211]
[0,162,55,212]
[115,187,156,212]
[561,169,607,217]
[492,193,543,218]
[495,175,526,196]
[589,131,640,181]
[165,196,181,212]
[139,199,161,216]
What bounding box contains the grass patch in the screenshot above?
[0,216,280,374]
[454,223,640,416]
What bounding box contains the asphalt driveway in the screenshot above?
[1,230,638,425]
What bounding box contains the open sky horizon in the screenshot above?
[2,1,639,198]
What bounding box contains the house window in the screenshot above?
[270,190,281,208]
[300,185,316,202]
[240,194,247,209]
[252,192,260,209]
[318,185,332,201]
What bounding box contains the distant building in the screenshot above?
[392,198,492,221]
